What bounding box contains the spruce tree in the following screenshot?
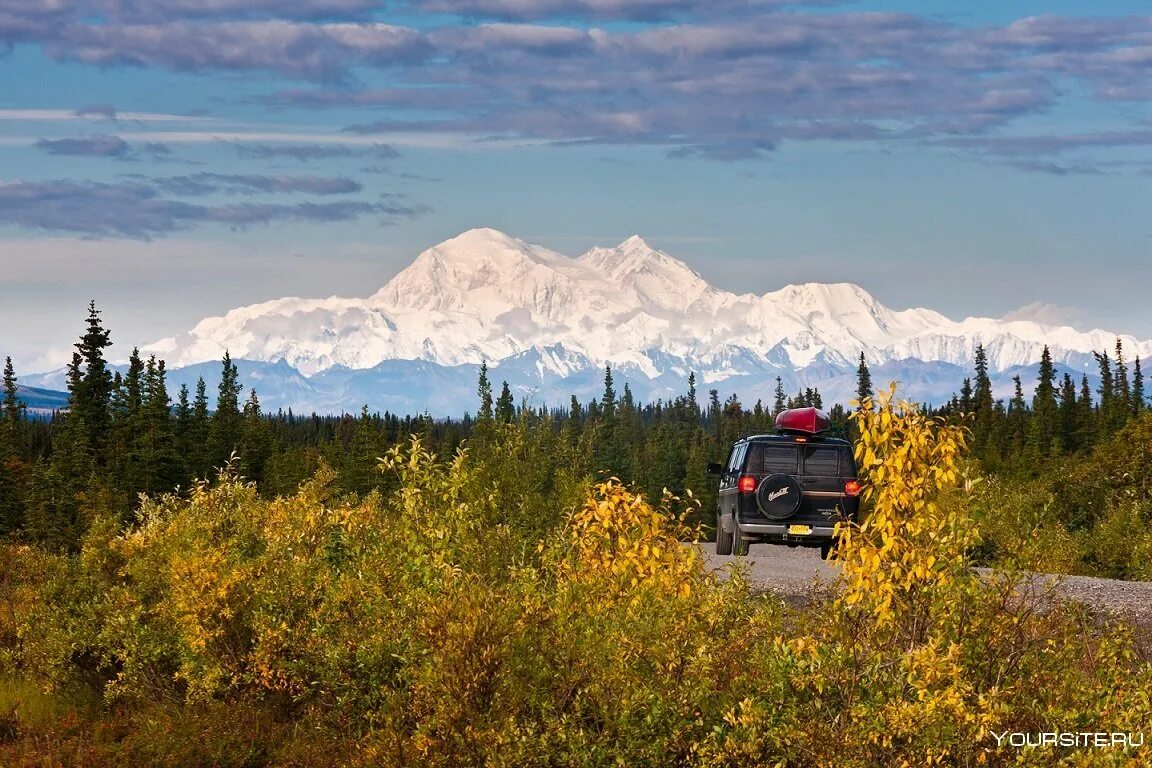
[189,377,211,478]
[210,351,244,466]
[686,372,698,417]
[2,356,22,429]
[972,344,995,454]
[1134,357,1145,414]
[239,389,272,483]
[343,405,382,494]
[721,393,743,447]
[1057,373,1078,453]
[1094,350,1116,431]
[1077,374,1095,450]
[1114,338,1131,419]
[855,351,873,408]
[959,377,974,415]
[772,377,786,417]
[1007,375,1028,455]
[71,301,115,457]
[1029,345,1058,457]
[174,383,193,477]
[107,371,133,493]
[600,365,616,420]
[476,362,493,422]
[495,381,515,424]
[566,395,583,444]
[140,356,178,493]
[0,356,25,533]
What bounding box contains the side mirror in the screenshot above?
[707,462,724,476]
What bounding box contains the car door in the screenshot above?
[797,443,842,521]
[718,442,746,529]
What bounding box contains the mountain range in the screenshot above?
[24,228,1152,416]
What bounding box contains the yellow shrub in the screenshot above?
[561,480,702,600]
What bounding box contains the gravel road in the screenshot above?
[700,542,1152,625]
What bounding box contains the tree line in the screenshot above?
[1,303,1147,551]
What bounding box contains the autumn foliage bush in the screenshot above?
[2,398,1150,766]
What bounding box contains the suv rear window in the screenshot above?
[743,443,798,474]
[802,445,840,475]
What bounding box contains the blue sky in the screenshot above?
[1,0,1151,372]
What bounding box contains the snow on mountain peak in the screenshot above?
[146,229,1152,388]
[578,235,715,311]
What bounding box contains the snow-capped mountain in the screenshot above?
[20,227,1142,414]
[145,228,1151,383]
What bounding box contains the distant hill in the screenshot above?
[14,385,69,417]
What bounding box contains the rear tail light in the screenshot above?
[738,475,758,493]
[844,480,862,497]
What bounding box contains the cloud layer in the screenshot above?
[0,178,425,238]
[3,1,1152,238]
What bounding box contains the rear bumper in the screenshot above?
[736,522,839,541]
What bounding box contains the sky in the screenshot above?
[1,0,1152,373]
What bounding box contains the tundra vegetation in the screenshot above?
[2,377,1150,766]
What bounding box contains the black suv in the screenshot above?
[709,409,860,559]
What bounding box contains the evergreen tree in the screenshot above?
[855,351,873,408]
[959,377,974,415]
[564,395,583,445]
[476,362,493,422]
[1134,357,1145,414]
[686,372,698,417]
[139,356,178,494]
[109,348,146,493]
[125,348,145,416]
[1007,375,1028,454]
[1076,374,1095,450]
[71,301,115,457]
[1114,338,1131,419]
[0,356,25,533]
[24,412,96,550]
[189,377,211,478]
[107,371,133,493]
[174,383,193,477]
[495,381,515,424]
[600,365,616,421]
[2,356,23,429]
[1094,350,1116,431]
[721,393,743,447]
[210,352,244,465]
[772,377,786,417]
[972,344,995,455]
[1029,345,1058,457]
[239,389,272,483]
[613,383,638,480]
[1057,373,1078,453]
[343,405,383,494]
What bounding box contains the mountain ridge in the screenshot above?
[142,227,1152,379]
[22,228,1150,415]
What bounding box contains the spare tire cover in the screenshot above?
[756,474,802,520]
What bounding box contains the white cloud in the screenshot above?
[1001,301,1084,326]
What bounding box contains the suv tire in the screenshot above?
[732,527,748,556]
[715,510,732,555]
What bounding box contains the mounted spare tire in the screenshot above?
[756,474,802,520]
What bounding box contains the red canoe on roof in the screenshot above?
[775,407,831,435]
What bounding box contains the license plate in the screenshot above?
[787,525,812,536]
